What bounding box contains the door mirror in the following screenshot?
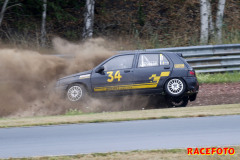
[95,66,104,73]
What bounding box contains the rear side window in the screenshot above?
[160,54,169,65]
[138,54,159,67]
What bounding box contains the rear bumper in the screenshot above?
[183,77,199,94]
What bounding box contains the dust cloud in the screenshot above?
[52,38,115,74]
[0,48,67,117]
[0,38,157,118]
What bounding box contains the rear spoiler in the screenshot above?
[176,53,183,57]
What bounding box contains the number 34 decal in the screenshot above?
[107,71,122,82]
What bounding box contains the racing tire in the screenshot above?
[66,84,88,102]
[165,78,186,97]
[166,96,188,108]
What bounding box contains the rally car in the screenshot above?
[56,52,199,107]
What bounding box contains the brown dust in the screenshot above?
[0,38,155,117]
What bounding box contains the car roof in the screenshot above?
[114,51,183,57]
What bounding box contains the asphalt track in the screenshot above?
[1,115,240,158]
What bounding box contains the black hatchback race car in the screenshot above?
[56,52,199,107]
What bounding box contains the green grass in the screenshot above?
[1,104,240,128]
[120,28,240,50]
[197,72,240,84]
[12,146,240,160]
[65,109,84,115]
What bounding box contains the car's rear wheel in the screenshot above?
[67,84,87,102]
[166,96,188,107]
[165,78,186,97]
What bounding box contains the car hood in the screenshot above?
[59,70,92,80]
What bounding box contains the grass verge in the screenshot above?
[11,146,240,160]
[1,103,240,128]
[197,72,240,84]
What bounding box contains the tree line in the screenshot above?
[0,0,95,47]
[0,0,228,47]
[200,0,226,44]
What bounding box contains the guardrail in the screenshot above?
[119,44,240,73]
[55,44,240,73]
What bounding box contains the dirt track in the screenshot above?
[190,82,240,106]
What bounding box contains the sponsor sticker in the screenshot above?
[174,64,185,68]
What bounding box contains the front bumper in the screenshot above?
[55,83,68,96]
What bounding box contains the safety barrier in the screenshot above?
[119,44,240,73]
[55,44,240,73]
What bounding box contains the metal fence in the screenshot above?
[55,44,240,73]
[119,44,240,73]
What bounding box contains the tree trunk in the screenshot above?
[216,0,226,44]
[41,0,47,47]
[200,0,209,44]
[207,0,214,37]
[82,0,95,40]
[0,0,9,27]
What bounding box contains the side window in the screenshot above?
[138,54,158,67]
[103,55,134,71]
[160,54,169,65]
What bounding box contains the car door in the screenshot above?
[91,54,135,96]
[133,53,173,94]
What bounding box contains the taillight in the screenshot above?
[188,70,195,77]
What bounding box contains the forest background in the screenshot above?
[0,0,240,50]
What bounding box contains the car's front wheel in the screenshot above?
[66,84,87,102]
